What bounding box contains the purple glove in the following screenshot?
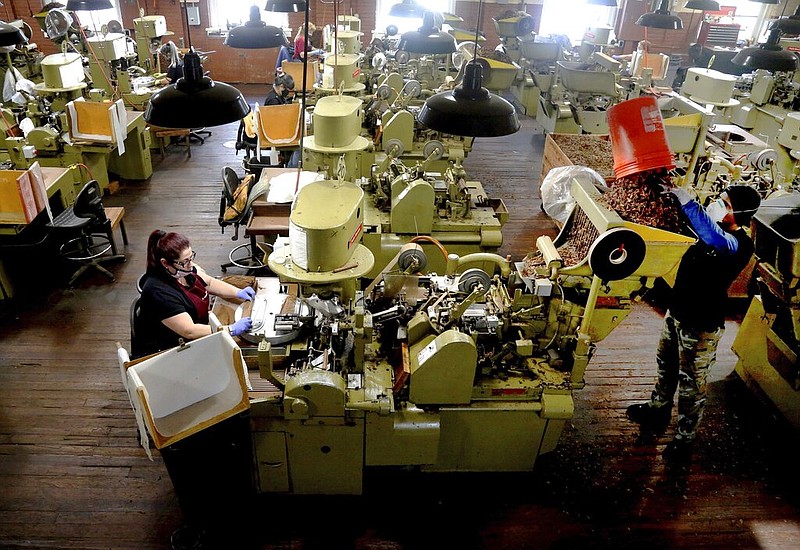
[236,286,256,301]
[229,317,252,336]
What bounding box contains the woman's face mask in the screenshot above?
[705,198,728,224]
[169,267,193,279]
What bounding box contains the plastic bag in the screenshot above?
[540,165,607,225]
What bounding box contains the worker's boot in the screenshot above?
[626,402,672,434]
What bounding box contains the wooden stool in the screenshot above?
[104,206,128,254]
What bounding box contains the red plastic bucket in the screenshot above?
[607,96,675,179]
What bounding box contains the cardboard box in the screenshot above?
[0,169,39,224]
[125,330,250,449]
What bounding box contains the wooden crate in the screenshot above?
[540,133,616,188]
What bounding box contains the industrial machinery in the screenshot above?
[360,153,506,277]
[733,190,800,429]
[365,72,475,169]
[537,52,623,134]
[249,176,693,493]
[0,46,153,191]
[122,177,696,496]
[510,40,563,117]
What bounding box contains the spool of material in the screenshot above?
[607,96,674,179]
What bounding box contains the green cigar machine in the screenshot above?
[733,191,800,428]
[235,178,695,494]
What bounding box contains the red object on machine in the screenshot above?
[607,95,675,179]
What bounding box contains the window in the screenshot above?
[208,1,288,31]
[539,0,617,47]
[70,3,122,33]
[375,0,456,37]
[710,1,768,43]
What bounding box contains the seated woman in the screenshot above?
[134,230,253,359]
[156,41,184,85]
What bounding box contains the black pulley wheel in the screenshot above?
[588,227,646,281]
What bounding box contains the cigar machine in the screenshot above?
[733,190,800,428]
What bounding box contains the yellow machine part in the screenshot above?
[733,296,800,429]
[409,330,478,405]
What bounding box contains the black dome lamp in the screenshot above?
[417,0,519,138]
[390,0,426,18]
[264,0,306,12]
[636,0,684,30]
[0,21,28,47]
[225,5,289,49]
[732,27,800,72]
[398,10,457,54]
[685,0,720,10]
[770,6,800,36]
[145,2,250,128]
[65,0,114,10]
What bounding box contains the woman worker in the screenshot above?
[133,230,254,359]
[292,23,322,61]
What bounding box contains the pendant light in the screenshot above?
[417,0,520,137]
[264,0,307,12]
[398,10,457,54]
[225,5,289,49]
[0,21,28,47]
[390,0,426,18]
[588,0,619,6]
[636,0,684,30]
[732,27,799,72]
[770,6,800,36]
[65,0,113,10]
[685,0,720,9]
[145,3,250,128]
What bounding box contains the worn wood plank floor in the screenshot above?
[0,84,798,549]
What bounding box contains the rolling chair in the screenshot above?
[130,294,143,359]
[46,180,126,286]
[218,166,265,273]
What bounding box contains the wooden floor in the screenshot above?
[1,84,799,549]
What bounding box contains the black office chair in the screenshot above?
[130,294,143,359]
[190,128,212,144]
[46,180,126,286]
[235,117,257,161]
[218,166,265,273]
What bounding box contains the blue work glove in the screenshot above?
[236,286,256,301]
[660,184,693,206]
[228,317,252,337]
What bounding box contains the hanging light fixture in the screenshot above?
[685,0,720,10]
[65,0,114,10]
[390,0,426,18]
[0,21,28,47]
[636,0,684,30]
[264,0,307,12]
[225,5,289,49]
[770,6,800,36]
[749,0,780,4]
[398,10,457,54]
[417,0,520,137]
[732,27,799,72]
[587,0,619,6]
[145,2,250,128]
